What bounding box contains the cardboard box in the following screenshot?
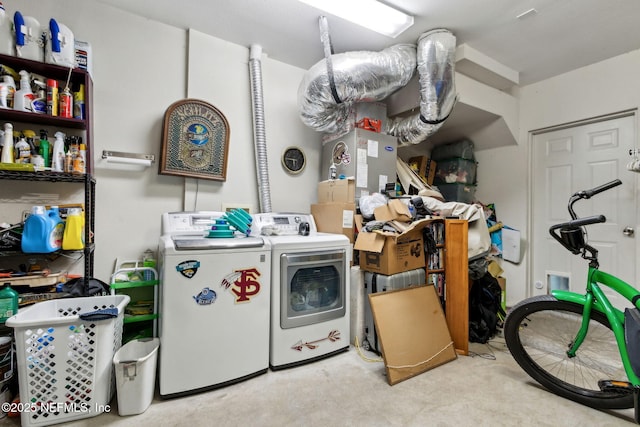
[354,218,433,275]
[317,178,356,203]
[408,156,436,185]
[311,202,356,243]
[373,199,412,222]
[369,284,457,385]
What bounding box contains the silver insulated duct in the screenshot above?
[249,44,272,213]
[297,28,457,145]
[297,43,417,135]
[386,29,457,145]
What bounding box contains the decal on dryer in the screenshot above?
[220,267,262,303]
[176,260,200,278]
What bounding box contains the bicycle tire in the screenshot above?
[504,294,633,409]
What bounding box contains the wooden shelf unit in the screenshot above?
[426,218,469,355]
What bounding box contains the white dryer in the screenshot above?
[158,211,271,397]
[252,213,350,370]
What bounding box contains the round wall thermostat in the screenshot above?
[282,146,306,175]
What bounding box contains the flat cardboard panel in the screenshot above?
[311,202,356,242]
[369,285,457,385]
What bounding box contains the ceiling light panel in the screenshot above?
[299,0,414,38]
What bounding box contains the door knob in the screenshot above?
[623,226,635,236]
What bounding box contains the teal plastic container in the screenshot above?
[0,284,18,322]
[21,205,60,253]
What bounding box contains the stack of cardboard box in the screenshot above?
[311,178,357,243]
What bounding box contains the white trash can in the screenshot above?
[113,337,160,416]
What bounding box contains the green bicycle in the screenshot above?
[504,178,640,422]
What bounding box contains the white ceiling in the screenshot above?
[97,0,640,86]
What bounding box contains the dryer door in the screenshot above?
[280,249,346,328]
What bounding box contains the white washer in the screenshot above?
[252,213,350,370]
[158,211,271,397]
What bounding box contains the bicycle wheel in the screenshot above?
[504,294,633,409]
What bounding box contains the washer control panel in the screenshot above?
[161,211,223,235]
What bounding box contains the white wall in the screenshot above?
[9,1,640,301]
[475,49,640,305]
[9,0,321,281]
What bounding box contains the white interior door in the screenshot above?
[532,113,637,308]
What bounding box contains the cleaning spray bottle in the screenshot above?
[0,122,13,163]
[13,70,34,112]
[50,131,65,172]
[39,129,50,167]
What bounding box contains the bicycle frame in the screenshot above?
[552,266,640,385]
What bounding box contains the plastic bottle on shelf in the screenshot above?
[2,75,15,109]
[142,249,156,281]
[1,122,13,163]
[0,284,18,322]
[13,70,34,112]
[73,83,84,119]
[78,142,86,173]
[50,131,65,172]
[62,207,84,250]
[48,205,64,249]
[14,133,30,163]
[21,205,57,253]
[46,78,58,116]
[38,129,50,168]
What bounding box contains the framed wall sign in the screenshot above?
[160,99,230,181]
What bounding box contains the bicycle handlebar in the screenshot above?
[549,215,606,232]
[550,179,622,259]
[574,179,622,199]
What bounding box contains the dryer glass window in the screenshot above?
[281,250,346,328]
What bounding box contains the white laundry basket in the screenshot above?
[6,294,130,427]
[113,337,159,416]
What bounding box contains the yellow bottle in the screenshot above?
[62,207,84,250]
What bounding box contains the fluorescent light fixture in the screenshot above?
[299,0,414,38]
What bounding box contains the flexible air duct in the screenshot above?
[386,28,457,146]
[297,28,457,145]
[249,44,272,213]
[297,42,417,135]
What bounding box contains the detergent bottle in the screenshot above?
[0,2,13,56]
[0,283,18,322]
[13,11,44,62]
[45,18,75,68]
[13,70,34,112]
[0,122,13,163]
[48,205,65,250]
[39,129,50,167]
[50,131,65,172]
[21,205,58,253]
[62,207,84,250]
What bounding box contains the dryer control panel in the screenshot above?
[252,213,318,236]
